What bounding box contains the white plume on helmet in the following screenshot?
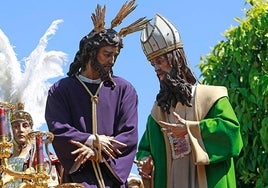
[0,19,68,130]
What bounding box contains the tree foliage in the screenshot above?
[199,0,268,187]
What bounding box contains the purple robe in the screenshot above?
[45,75,138,187]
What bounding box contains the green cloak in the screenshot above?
[136,85,243,188]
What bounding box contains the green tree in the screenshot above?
[199,0,268,187]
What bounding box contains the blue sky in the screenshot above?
[0,0,247,175]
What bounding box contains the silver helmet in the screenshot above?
[140,14,183,61]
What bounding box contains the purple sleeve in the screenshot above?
[45,79,91,171]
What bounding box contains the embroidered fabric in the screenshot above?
[168,133,191,159]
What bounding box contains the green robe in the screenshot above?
[136,85,243,188]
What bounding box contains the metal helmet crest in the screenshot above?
[10,103,33,128]
[140,14,183,60]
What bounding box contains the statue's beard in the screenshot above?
[91,58,116,89]
[156,71,193,114]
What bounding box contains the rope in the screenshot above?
[76,75,105,188]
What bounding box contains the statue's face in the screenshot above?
[150,55,171,81]
[91,45,119,82]
[11,120,32,145]
[96,45,119,73]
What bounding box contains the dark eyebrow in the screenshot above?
[103,48,119,55]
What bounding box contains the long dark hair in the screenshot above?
[156,48,197,113]
[67,29,123,77]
